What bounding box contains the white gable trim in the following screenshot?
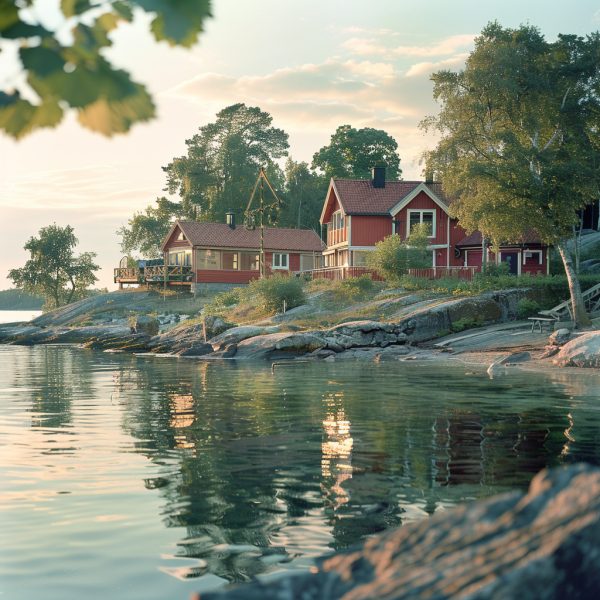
[389,183,449,217]
[319,179,346,224]
[161,220,187,251]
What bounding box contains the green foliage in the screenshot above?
[517,298,541,319]
[332,275,375,303]
[312,125,402,179]
[451,316,483,333]
[422,22,600,325]
[0,288,44,310]
[8,224,99,309]
[278,158,328,231]
[483,262,510,277]
[163,103,289,222]
[367,225,432,281]
[117,197,183,257]
[245,275,305,314]
[0,0,211,138]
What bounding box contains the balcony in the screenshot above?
[326,226,347,247]
[144,265,193,283]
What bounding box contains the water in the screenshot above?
[0,310,42,324]
[1,345,599,599]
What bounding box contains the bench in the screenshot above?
[528,316,557,333]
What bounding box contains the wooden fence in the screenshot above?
[406,266,480,281]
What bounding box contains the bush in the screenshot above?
[246,275,305,313]
[334,275,375,301]
[367,226,432,282]
[517,298,541,318]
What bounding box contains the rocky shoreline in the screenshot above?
[1,288,598,368]
[196,464,600,600]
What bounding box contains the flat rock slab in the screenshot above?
[198,464,600,600]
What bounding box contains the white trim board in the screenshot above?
[389,183,449,217]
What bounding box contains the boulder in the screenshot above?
[235,332,324,360]
[210,325,280,350]
[554,332,600,368]
[204,316,233,338]
[176,343,213,357]
[548,328,571,346]
[198,464,600,600]
[130,315,159,336]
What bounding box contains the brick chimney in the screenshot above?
[372,166,386,188]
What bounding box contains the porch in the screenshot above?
[114,264,193,287]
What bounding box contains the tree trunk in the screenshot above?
[556,239,591,328]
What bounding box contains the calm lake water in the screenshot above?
[0,310,42,324]
[1,345,599,599]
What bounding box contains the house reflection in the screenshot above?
[321,398,353,508]
[169,394,196,451]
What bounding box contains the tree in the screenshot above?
[422,23,600,327]
[367,223,431,281]
[0,0,212,139]
[312,125,402,180]
[278,158,328,231]
[117,196,183,258]
[8,224,99,309]
[163,103,289,222]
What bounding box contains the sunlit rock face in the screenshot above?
[553,332,600,368]
[199,464,600,600]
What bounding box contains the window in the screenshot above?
[240,252,260,271]
[169,250,191,266]
[352,250,371,266]
[177,231,186,241]
[407,210,435,237]
[523,250,543,265]
[331,211,345,230]
[272,253,289,269]
[222,252,239,270]
[197,249,221,270]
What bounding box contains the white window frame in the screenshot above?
[331,210,345,230]
[406,209,436,238]
[272,253,289,270]
[523,250,543,265]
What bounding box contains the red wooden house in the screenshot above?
[159,219,324,292]
[319,167,549,277]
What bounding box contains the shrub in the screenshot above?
[517,298,541,318]
[367,225,432,281]
[246,275,305,313]
[334,275,375,301]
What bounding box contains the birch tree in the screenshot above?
[423,23,600,326]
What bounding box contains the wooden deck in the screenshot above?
[114,265,193,286]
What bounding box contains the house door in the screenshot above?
[501,252,519,275]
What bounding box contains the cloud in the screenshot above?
[166,58,430,133]
[0,164,156,215]
[342,33,475,58]
[405,53,470,77]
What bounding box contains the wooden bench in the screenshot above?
[528,315,557,333]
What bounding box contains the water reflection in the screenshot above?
[2,346,600,600]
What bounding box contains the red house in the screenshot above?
[160,219,324,293]
[319,167,549,276]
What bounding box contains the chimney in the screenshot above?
[425,169,435,184]
[225,210,235,229]
[372,166,386,188]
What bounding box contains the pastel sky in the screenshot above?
[1,0,598,290]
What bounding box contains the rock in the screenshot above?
[204,316,232,338]
[548,328,571,346]
[197,464,600,600]
[176,343,213,357]
[375,345,410,361]
[130,315,159,336]
[553,332,600,368]
[222,343,238,358]
[210,325,280,350]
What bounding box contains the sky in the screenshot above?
[1,0,599,290]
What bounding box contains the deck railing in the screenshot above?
[144,265,193,282]
[407,266,480,281]
[297,266,384,281]
[114,267,141,282]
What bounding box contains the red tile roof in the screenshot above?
[332,180,451,215]
[172,221,324,252]
[456,231,543,247]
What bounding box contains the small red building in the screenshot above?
[320,167,549,276]
[161,219,324,292]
